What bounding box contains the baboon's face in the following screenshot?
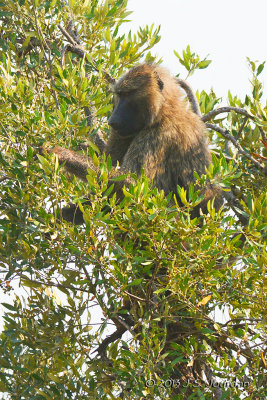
[108,67,164,137]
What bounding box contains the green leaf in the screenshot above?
[198,60,212,69]
[178,187,189,206]
[1,303,17,311]
[127,279,143,287]
[257,62,265,76]
[111,173,128,182]
[173,50,181,60]
[96,104,112,116]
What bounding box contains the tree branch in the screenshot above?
[58,24,116,85]
[66,18,82,44]
[202,107,254,122]
[0,120,8,136]
[59,24,77,45]
[20,276,91,293]
[206,123,267,175]
[0,175,16,183]
[204,365,223,400]
[222,190,249,226]
[96,326,127,354]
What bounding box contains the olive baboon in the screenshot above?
[43,64,223,223]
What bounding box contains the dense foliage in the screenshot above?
[0,1,266,399]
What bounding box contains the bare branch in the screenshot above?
[59,25,116,85]
[58,24,77,45]
[249,340,267,350]
[206,123,267,175]
[96,326,126,354]
[59,22,109,152]
[66,43,86,59]
[223,339,255,361]
[59,43,115,85]
[66,18,82,45]
[202,106,254,123]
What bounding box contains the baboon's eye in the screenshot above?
[120,91,131,97]
[117,90,134,97]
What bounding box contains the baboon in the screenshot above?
[43,64,223,223]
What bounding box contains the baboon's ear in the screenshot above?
[155,72,164,91]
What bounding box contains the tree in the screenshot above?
[0,1,266,399]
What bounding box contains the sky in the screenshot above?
[124,0,267,101]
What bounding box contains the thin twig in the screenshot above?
[0,176,16,183]
[221,317,260,328]
[210,150,233,162]
[123,290,148,303]
[206,123,266,175]
[17,37,41,57]
[21,276,91,293]
[202,106,254,122]
[59,24,77,45]
[249,340,267,350]
[83,105,106,153]
[0,120,8,135]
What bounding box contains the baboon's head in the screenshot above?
[108,64,166,137]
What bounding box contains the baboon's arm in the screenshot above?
[40,146,96,181]
[39,145,129,224]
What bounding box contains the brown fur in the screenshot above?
[43,64,223,222]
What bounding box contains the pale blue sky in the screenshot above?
[124,0,267,101]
